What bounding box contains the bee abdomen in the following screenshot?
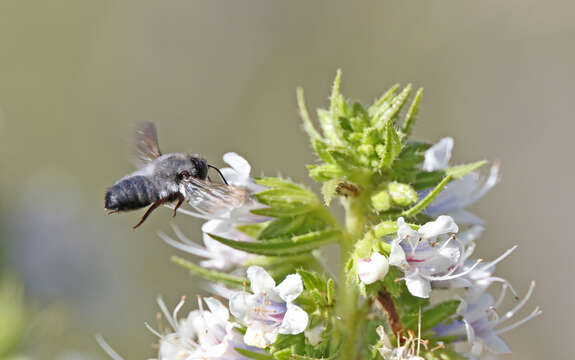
[105,176,159,211]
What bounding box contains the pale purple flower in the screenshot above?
[376,326,425,360]
[422,137,500,225]
[433,282,541,356]
[149,296,255,360]
[357,252,389,285]
[229,266,309,348]
[388,216,482,298]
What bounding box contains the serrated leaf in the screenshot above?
[378,121,402,168]
[321,179,339,206]
[307,164,344,182]
[235,348,274,360]
[401,87,423,137]
[258,217,306,240]
[207,229,341,256]
[369,84,399,119]
[171,256,248,287]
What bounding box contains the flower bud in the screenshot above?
[387,182,418,206]
[371,190,391,212]
[357,252,389,285]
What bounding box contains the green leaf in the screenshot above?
[401,87,423,137]
[255,177,306,190]
[378,121,402,168]
[297,87,322,141]
[374,84,412,129]
[312,139,335,164]
[403,300,460,332]
[402,175,453,217]
[412,160,487,190]
[328,149,363,171]
[235,348,274,360]
[207,229,341,256]
[321,179,339,206]
[258,217,306,240]
[326,278,335,306]
[307,164,344,182]
[171,256,248,287]
[369,84,399,119]
[237,223,267,238]
[253,187,320,217]
[297,270,328,292]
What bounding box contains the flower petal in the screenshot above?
[275,274,303,303]
[244,326,272,349]
[389,240,407,268]
[480,330,511,354]
[278,303,309,335]
[247,266,276,295]
[423,137,453,171]
[397,217,420,247]
[405,274,431,298]
[223,152,251,177]
[418,215,458,239]
[204,297,229,322]
[357,252,389,285]
[229,291,253,323]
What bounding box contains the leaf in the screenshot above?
[374,84,412,129]
[321,179,339,206]
[297,87,322,141]
[328,149,363,171]
[253,187,320,217]
[369,84,399,119]
[378,121,402,168]
[401,87,423,137]
[171,256,248,287]
[297,270,328,292]
[412,160,487,190]
[326,278,335,306]
[255,177,306,190]
[207,229,341,256]
[307,164,345,182]
[312,139,335,164]
[402,175,453,217]
[403,300,460,332]
[235,348,274,360]
[258,214,327,240]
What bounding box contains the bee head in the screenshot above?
[174,156,208,183]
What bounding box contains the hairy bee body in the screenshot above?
[105,153,208,213]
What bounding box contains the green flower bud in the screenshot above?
[371,189,391,212]
[387,181,418,206]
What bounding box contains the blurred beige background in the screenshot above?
[0,0,573,359]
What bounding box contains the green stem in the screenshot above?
[337,195,367,360]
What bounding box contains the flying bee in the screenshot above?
[105,122,229,228]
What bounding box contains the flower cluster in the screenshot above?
[99,72,540,360]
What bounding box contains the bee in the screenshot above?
[105,122,228,228]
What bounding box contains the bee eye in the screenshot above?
[177,171,191,181]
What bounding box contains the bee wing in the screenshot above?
[182,177,249,217]
[134,122,162,164]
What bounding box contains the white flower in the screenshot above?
[229,266,309,348]
[422,137,500,225]
[162,152,267,270]
[149,296,256,360]
[376,326,425,360]
[357,252,389,285]
[433,282,541,356]
[388,216,481,298]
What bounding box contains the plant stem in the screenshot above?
[337,195,367,359]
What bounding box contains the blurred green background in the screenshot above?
[0,1,573,359]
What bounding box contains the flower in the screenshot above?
[433,282,541,356]
[357,252,389,285]
[376,326,425,360]
[422,137,500,225]
[162,152,267,270]
[229,266,309,348]
[388,216,482,298]
[149,296,255,360]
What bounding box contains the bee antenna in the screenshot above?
[208,165,228,185]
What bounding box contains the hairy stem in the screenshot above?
[337,195,367,359]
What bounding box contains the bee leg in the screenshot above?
[173,193,185,217]
[133,198,168,229]
[107,209,120,215]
